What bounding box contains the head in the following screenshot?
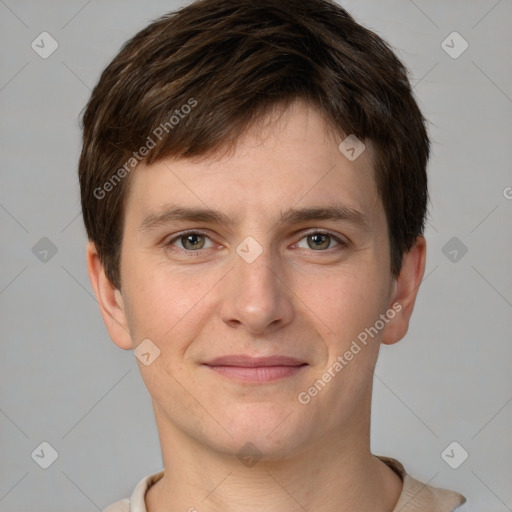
[81,0,429,459]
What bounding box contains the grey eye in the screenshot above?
[297,233,340,251]
[170,233,214,251]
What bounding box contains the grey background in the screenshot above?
[1,0,511,510]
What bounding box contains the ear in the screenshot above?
[381,236,427,345]
[86,241,133,350]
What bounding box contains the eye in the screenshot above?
[168,232,215,251]
[296,231,343,251]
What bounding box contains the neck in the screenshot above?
[145,400,402,512]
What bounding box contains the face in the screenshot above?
[99,101,404,458]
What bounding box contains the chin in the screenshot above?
[211,407,311,460]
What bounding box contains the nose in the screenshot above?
[219,246,295,335]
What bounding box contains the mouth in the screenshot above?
[202,355,308,383]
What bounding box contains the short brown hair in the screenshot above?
[79,0,430,290]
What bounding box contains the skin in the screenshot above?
[87,100,426,512]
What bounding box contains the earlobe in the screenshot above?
[86,241,133,350]
[381,236,427,346]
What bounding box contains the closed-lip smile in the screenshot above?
[203,355,308,383]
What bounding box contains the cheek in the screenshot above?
[122,255,218,349]
[305,267,389,406]
[297,262,390,343]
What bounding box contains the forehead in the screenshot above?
[123,101,383,231]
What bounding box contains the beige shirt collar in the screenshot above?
[377,456,466,512]
[104,456,466,512]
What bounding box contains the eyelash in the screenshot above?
[164,229,347,256]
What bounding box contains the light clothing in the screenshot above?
[104,456,466,512]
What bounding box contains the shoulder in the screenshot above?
[102,470,165,512]
[377,456,467,512]
[103,498,130,512]
[400,472,466,512]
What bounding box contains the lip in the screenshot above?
[203,355,308,383]
[204,355,306,367]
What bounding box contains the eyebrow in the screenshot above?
[278,206,370,231]
[139,206,234,232]
[138,204,370,232]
